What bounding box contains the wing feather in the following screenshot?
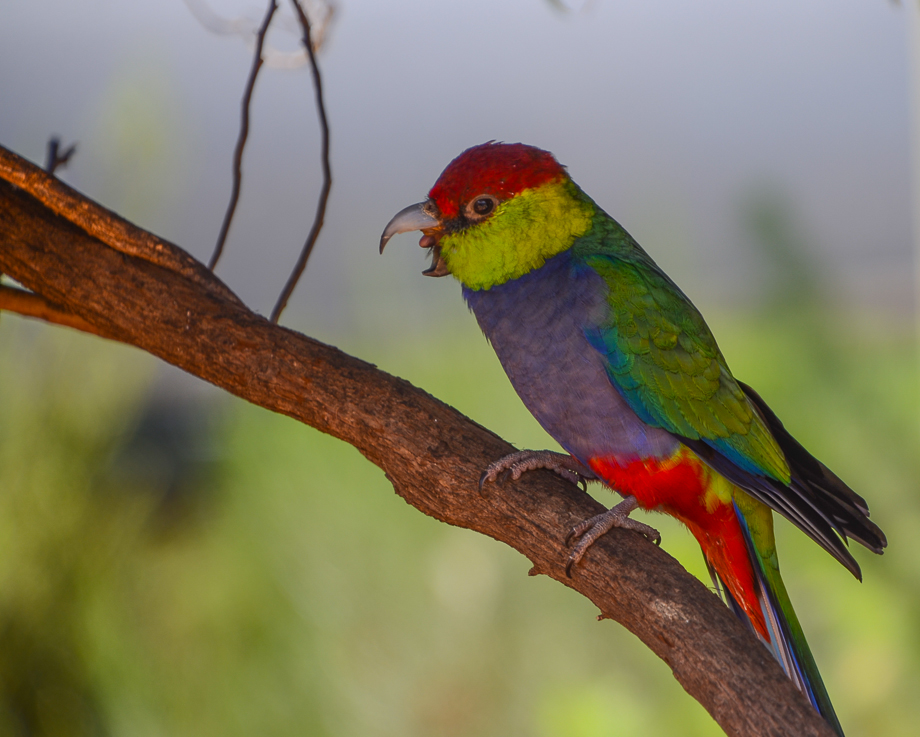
[571,225,886,573]
[581,250,790,482]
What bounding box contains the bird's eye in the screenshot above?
[466,195,498,220]
[473,198,494,215]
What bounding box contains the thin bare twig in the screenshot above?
[270,0,332,323]
[45,137,76,175]
[208,0,278,271]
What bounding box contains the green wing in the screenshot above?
[575,218,790,483]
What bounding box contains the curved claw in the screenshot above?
[565,556,578,578]
[478,466,511,494]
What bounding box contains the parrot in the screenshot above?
[379,142,886,735]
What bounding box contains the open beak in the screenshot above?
[379,201,450,277]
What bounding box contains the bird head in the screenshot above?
[380,142,595,290]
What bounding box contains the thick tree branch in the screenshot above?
[0,284,109,338]
[0,144,833,737]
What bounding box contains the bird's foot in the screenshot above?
[480,450,597,492]
[565,496,661,576]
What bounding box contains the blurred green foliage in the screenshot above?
[0,216,917,736]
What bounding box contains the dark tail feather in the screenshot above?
[728,503,846,737]
[684,383,886,583]
[738,381,887,556]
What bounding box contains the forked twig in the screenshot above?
[45,137,77,175]
[270,0,332,323]
[208,0,278,271]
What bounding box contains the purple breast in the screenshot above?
[463,251,678,465]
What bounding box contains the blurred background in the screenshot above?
[0,0,917,735]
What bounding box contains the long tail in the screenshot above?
[722,502,845,737]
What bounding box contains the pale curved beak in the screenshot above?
[379,201,440,253]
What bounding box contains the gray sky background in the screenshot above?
[0,0,912,344]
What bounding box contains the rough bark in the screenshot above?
[0,144,834,737]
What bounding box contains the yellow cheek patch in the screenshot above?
[441,180,594,291]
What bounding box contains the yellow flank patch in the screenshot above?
[680,446,778,565]
[733,487,778,565]
[654,445,735,514]
[441,180,594,290]
[702,468,736,513]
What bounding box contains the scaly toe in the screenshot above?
[566,538,595,577]
[619,517,661,545]
[564,496,660,576]
[480,450,594,494]
[566,516,598,546]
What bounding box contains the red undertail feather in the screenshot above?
[588,451,768,638]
